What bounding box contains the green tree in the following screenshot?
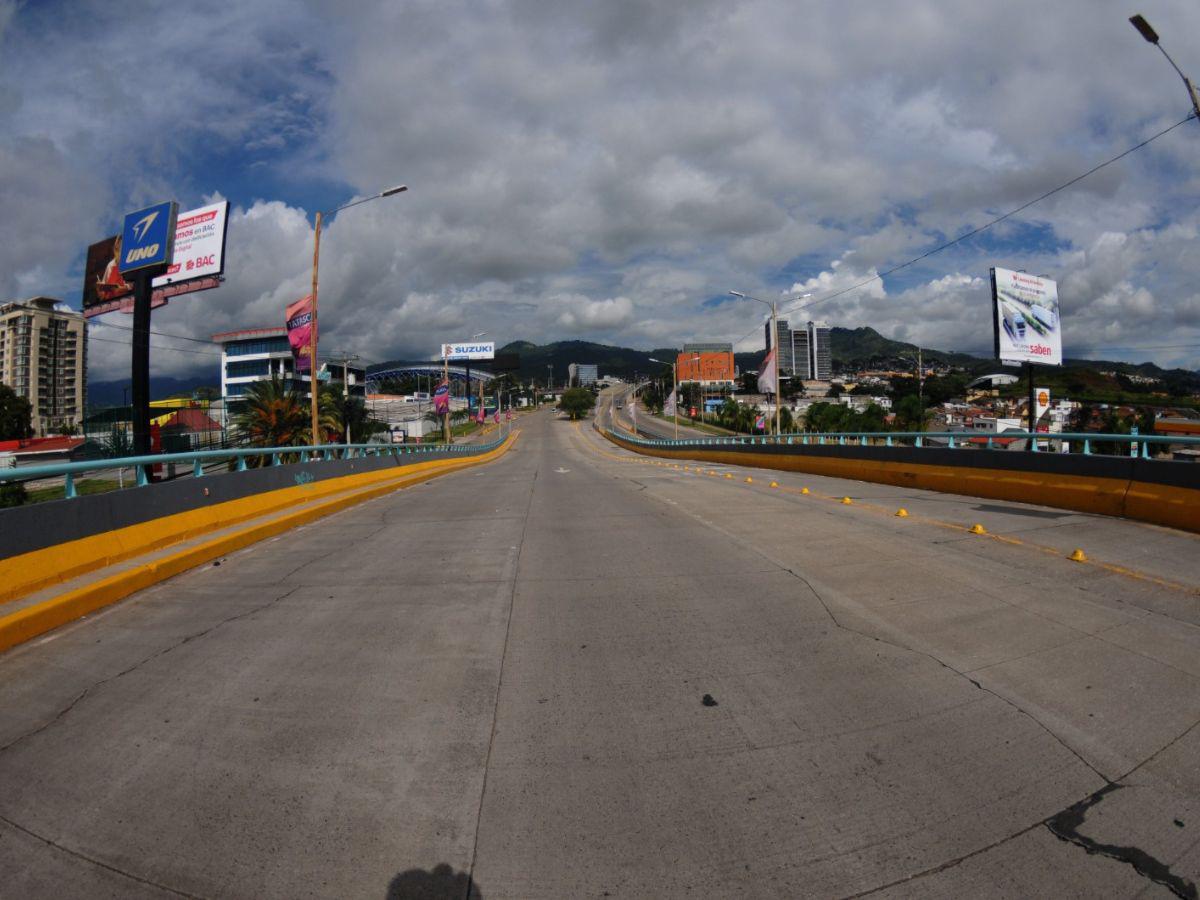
[893,395,929,432]
[558,387,596,420]
[232,378,315,448]
[0,482,26,508]
[320,387,388,443]
[0,383,33,440]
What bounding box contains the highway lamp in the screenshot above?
[649,357,678,438]
[730,290,781,437]
[309,184,408,446]
[1130,14,1200,119]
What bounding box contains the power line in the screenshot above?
[88,319,219,347]
[731,112,1197,350]
[86,334,221,356]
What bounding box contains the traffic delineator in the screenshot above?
[970,523,987,535]
[896,508,908,517]
[1069,548,1088,562]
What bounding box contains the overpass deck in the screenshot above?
[1,407,1198,898]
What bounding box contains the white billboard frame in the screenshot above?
[441,341,496,361]
[991,267,1062,366]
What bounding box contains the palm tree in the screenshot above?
[319,386,387,444]
[232,378,311,448]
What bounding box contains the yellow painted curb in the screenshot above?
[0,436,517,655]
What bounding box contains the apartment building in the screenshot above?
[0,297,87,435]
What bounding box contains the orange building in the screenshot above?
[677,343,736,386]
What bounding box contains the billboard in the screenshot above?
[441,341,495,360]
[83,201,229,318]
[119,201,177,275]
[991,267,1062,365]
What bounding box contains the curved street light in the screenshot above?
[731,290,781,436]
[309,184,408,445]
[1130,14,1200,119]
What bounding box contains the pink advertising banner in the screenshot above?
[285,295,316,373]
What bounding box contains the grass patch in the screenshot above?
[26,478,123,504]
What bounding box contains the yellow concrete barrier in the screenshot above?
[0,436,517,613]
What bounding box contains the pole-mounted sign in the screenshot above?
[119,201,178,275]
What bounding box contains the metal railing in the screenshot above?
[607,427,1200,460]
[0,436,507,500]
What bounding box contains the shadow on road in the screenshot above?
[386,863,482,899]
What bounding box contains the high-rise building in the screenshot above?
[568,363,598,386]
[764,318,794,375]
[808,321,832,381]
[212,327,364,423]
[791,327,812,380]
[0,297,87,436]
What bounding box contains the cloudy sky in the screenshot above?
[2,0,1199,382]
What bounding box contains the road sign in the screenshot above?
[119,201,178,275]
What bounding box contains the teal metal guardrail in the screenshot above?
[0,436,508,500]
[606,427,1200,460]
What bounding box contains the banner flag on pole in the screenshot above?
[755,413,766,431]
[493,410,501,424]
[664,389,676,416]
[285,295,316,373]
[433,380,450,414]
[756,348,777,396]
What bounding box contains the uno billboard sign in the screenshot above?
[441,341,495,361]
[119,201,178,275]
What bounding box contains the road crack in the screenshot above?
[0,586,301,755]
[0,811,202,898]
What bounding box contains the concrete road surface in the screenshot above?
[1,408,1198,898]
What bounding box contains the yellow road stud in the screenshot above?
[725,473,734,479]
[709,470,718,476]
[770,481,779,488]
[745,476,753,484]
[801,487,810,495]
[841,496,852,505]
[895,508,908,517]
[1069,548,1088,562]
[969,523,987,535]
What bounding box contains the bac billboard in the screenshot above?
[991,267,1062,365]
[83,201,229,318]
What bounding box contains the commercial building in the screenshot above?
[765,319,795,375]
[677,342,736,387]
[0,297,87,436]
[807,321,832,381]
[791,327,811,380]
[568,363,598,386]
[213,327,364,422]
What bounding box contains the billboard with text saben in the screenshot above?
[990,267,1062,365]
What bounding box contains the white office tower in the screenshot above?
[807,321,832,381]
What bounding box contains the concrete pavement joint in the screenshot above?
[465,461,537,897]
[0,812,201,898]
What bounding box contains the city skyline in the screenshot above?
[1,1,1198,384]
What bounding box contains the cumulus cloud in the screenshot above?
[2,0,1199,383]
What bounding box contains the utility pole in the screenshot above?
[918,347,924,431]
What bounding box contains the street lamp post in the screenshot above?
[1130,14,1200,119]
[309,184,407,446]
[649,357,678,438]
[731,291,781,437]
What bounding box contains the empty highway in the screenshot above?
[2,407,1199,898]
